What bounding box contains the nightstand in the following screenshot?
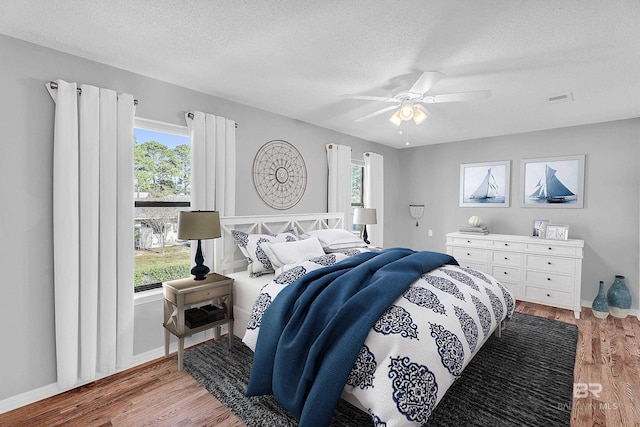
[163,273,234,370]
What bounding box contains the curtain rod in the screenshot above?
[187,112,238,128]
[49,81,139,106]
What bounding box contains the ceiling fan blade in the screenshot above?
[409,71,445,95]
[342,94,397,102]
[355,105,399,122]
[425,90,492,103]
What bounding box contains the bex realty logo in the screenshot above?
[573,383,602,399]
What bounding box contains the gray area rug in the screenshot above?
[182,312,577,426]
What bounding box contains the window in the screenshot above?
[351,161,364,235]
[134,118,191,291]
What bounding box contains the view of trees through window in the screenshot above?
[134,123,191,290]
[351,163,364,235]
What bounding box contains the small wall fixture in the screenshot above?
[409,204,425,227]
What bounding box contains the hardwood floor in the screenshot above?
[2,301,639,426]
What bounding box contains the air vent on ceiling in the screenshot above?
[547,93,573,104]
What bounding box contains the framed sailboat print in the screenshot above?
[520,155,585,208]
[459,161,510,207]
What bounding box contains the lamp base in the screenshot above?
[362,225,370,245]
[191,264,210,281]
[192,239,210,280]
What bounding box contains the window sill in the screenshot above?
[134,287,164,305]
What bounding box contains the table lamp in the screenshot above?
[353,208,377,245]
[178,210,221,280]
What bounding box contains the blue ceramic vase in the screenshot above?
[607,275,631,318]
[591,281,609,319]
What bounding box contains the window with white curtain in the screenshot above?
[133,118,191,291]
[351,161,364,235]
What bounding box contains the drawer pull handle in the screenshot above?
[504,257,508,260]
[503,271,508,275]
[546,293,551,297]
[504,243,508,246]
[548,247,552,250]
[547,277,551,281]
[467,240,471,243]
[467,253,471,256]
[548,261,551,265]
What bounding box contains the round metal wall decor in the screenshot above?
[253,140,307,209]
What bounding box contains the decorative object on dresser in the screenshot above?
[446,231,584,318]
[520,154,585,208]
[544,224,569,240]
[591,281,609,319]
[178,210,222,280]
[409,203,424,226]
[252,140,307,210]
[607,275,632,318]
[532,219,549,237]
[353,207,377,244]
[459,160,510,207]
[459,216,488,234]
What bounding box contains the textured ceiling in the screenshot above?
[1,0,639,148]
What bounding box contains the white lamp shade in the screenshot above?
[399,103,414,120]
[354,208,377,225]
[178,211,221,240]
[412,108,428,124]
[389,111,403,126]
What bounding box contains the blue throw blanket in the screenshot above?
[246,248,458,427]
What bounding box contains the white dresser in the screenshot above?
[446,232,584,318]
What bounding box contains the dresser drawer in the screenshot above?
[491,251,522,267]
[165,282,232,305]
[524,270,574,291]
[492,240,524,250]
[525,254,575,273]
[449,236,490,247]
[500,281,521,299]
[525,243,580,257]
[524,286,573,307]
[491,265,521,282]
[457,260,489,274]
[451,246,488,262]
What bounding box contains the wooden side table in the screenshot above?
[163,273,234,370]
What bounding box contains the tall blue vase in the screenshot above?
[591,281,609,319]
[607,275,632,318]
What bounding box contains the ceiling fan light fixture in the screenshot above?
[399,103,414,120]
[412,108,428,125]
[389,111,403,126]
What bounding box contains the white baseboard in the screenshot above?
[0,331,216,415]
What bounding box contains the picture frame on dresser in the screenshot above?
[545,224,569,240]
[520,154,585,208]
[459,160,510,207]
[532,219,549,237]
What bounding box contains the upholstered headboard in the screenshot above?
[213,212,345,275]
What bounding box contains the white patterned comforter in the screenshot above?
[243,251,515,426]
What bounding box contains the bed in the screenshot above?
[214,213,515,427]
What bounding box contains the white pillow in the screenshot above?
[306,229,367,250]
[261,236,325,269]
[231,230,298,277]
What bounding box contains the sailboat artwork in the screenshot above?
[460,161,509,207]
[529,164,576,203]
[522,156,584,208]
[469,168,499,200]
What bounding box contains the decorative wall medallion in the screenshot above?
[253,140,307,209]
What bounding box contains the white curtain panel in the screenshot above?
[364,152,384,247]
[186,111,236,272]
[326,143,352,231]
[47,80,135,389]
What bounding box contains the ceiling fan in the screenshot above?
[345,71,491,126]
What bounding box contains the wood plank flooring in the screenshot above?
[2,301,639,426]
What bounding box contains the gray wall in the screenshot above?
[397,119,640,310]
[0,34,400,401]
